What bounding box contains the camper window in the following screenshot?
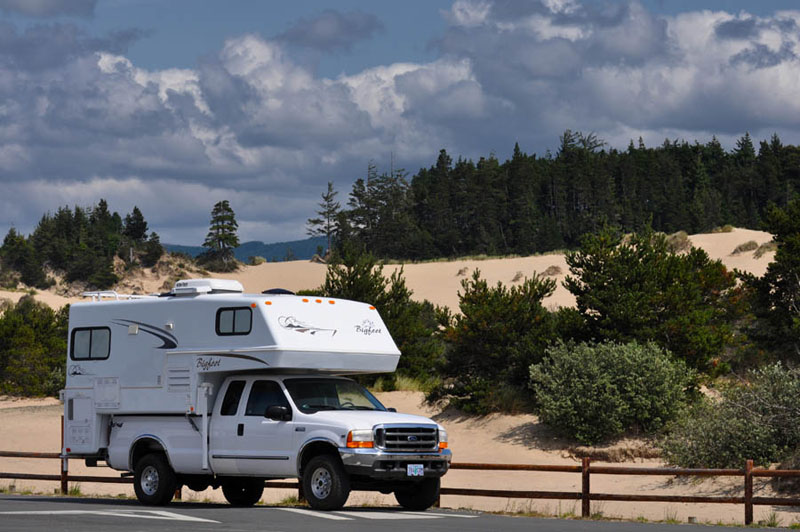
[70,327,111,360]
[220,380,246,416]
[245,381,290,416]
[216,307,252,336]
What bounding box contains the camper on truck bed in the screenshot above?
[62,278,450,511]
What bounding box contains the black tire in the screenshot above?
[133,453,177,506]
[222,478,264,507]
[394,478,440,511]
[302,454,351,510]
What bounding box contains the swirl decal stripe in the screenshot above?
[111,319,178,349]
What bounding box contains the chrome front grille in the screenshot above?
[374,425,438,452]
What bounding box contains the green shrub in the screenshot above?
[426,269,556,414]
[0,296,68,396]
[661,400,778,468]
[662,363,800,468]
[530,341,693,445]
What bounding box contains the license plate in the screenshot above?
[407,464,424,477]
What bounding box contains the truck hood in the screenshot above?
[300,409,440,430]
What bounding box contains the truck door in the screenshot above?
[209,379,246,475]
[236,379,296,477]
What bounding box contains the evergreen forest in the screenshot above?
[334,131,799,259]
[0,200,163,290]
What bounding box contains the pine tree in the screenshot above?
[306,182,340,254]
[202,200,240,271]
[123,206,148,243]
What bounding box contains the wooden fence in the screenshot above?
[3,449,800,525]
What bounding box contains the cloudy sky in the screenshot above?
[1,0,799,245]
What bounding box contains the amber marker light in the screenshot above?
[315,299,322,303]
[369,306,376,310]
[346,430,374,448]
[329,300,335,304]
[264,301,272,305]
[302,298,309,303]
[250,303,257,308]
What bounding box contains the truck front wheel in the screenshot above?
[302,455,350,510]
[222,478,264,507]
[394,478,440,511]
[133,453,177,506]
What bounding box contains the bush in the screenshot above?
[661,400,778,468]
[662,363,800,468]
[530,341,693,445]
[427,269,556,414]
[0,296,68,396]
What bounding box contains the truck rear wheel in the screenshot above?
[133,453,177,506]
[302,455,350,510]
[394,478,440,511]
[222,478,264,507]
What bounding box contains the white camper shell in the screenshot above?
[63,279,400,456]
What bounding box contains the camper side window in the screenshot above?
[216,307,252,336]
[220,380,245,416]
[70,327,111,360]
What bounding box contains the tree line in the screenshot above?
[309,131,800,259]
[0,199,163,290]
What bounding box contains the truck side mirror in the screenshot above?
[387,407,397,412]
[265,405,291,421]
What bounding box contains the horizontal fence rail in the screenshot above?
[3,449,800,524]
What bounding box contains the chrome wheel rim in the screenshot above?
[140,465,159,496]
[310,467,332,499]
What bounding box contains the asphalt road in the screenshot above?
[0,495,769,532]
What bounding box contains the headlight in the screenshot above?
[438,428,448,450]
[346,429,374,448]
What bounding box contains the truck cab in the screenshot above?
[64,279,450,510]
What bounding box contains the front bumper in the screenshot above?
[338,447,452,479]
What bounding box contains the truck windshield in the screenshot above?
[283,378,387,414]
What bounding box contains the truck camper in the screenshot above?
[62,278,450,510]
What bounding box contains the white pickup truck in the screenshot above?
[63,279,451,510]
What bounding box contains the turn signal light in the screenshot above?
[346,430,374,448]
[439,442,448,450]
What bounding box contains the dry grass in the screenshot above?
[666,231,691,253]
[731,240,758,255]
[754,241,778,259]
[543,265,562,276]
[711,225,735,233]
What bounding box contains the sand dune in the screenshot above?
[0,227,776,313]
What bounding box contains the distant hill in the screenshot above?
[165,236,327,262]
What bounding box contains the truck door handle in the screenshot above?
[237,423,244,436]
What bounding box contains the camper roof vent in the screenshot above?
[172,279,244,296]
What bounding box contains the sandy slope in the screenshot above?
[0,227,776,313]
[0,393,793,525]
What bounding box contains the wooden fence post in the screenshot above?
[582,457,590,518]
[60,415,68,496]
[744,459,753,525]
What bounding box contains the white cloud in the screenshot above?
[3,2,800,245]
